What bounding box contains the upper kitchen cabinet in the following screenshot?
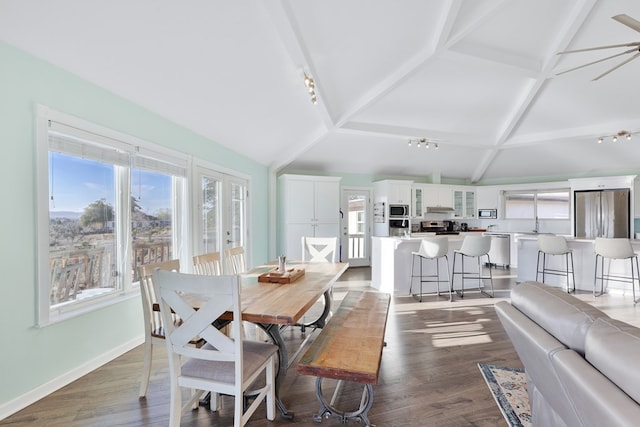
[423,184,453,211]
[453,187,476,219]
[279,174,341,258]
[412,185,424,218]
[476,186,499,211]
[374,180,413,205]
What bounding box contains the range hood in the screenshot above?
[426,206,455,213]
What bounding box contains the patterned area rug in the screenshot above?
[478,363,531,427]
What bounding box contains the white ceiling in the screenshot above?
[2,0,640,183]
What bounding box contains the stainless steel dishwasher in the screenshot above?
[485,233,510,267]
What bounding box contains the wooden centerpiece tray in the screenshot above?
[258,267,305,284]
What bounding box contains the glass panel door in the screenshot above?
[194,166,248,271]
[223,177,247,253]
[341,188,371,267]
[200,174,222,254]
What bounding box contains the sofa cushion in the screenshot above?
[586,317,640,405]
[510,281,609,355]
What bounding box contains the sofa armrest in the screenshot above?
[586,317,640,404]
[552,349,640,427]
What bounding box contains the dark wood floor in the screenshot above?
[1,266,522,426]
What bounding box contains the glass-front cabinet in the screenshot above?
[412,186,423,218]
[453,188,476,219]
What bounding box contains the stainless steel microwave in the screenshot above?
[478,209,497,219]
[389,204,409,218]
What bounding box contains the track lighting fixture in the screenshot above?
[597,130,637,144]
[303,73,318,104]
[407,138,439,150]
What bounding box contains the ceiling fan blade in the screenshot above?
[557,42,640,54]
[556,47,639,76]
[593,52,640,80]
[613,14,640,33]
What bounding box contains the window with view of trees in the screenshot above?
[48,153,118,306]
[38,110,188,325]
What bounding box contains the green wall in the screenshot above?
[0,41,269,410]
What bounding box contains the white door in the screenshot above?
[222,176,248,253]
[194,166,249,267]
[341,188,371,267]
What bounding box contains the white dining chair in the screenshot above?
[153,269,277,427]
[225,246,246,274]
[301,236,338,263]
[299,236,338,332]
[193,251,223,276]
[137,259,185,398]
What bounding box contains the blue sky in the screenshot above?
[49,153,171,215]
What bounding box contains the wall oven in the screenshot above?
[389,218,409,237]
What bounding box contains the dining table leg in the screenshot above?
[257,322,294,420]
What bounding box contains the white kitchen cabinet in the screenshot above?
[423,184,453,209]
[476,186,499,211]
[374,180,412,205]
[279,174,341,259]
[453,188,476,219]
[412,185,424,218]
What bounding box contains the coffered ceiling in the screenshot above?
[2,0,640,183]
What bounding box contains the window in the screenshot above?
[37,107,188,325]
[504,189,569,220]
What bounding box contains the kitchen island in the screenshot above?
[372,234,489,295]
[516,235,640,294]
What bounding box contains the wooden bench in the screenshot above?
[296,290,391,426]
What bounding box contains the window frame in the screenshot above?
[503,188,570,220]
[36,106,190,326]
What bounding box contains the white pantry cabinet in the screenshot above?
[279,174,341,259]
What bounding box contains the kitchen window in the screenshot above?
[504,189,569,220]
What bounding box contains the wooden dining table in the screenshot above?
[172,260,349,419]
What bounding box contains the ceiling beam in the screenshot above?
[339,121,485,147]
[470,0,600,182]
[332,0,463,129]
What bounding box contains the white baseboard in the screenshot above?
[0,335,144,421]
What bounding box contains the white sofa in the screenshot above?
[495,281,640,426]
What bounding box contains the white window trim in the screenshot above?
[503,188,570,220]
[36,105,191,327]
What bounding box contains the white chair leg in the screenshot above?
[234,391,243,427]
[169,385,182,427]
[138,338,153,397]
[266,356,275,421]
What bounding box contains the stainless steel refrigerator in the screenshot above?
[574,189,630,239]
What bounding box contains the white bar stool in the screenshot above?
[536,235,575,293]
[410,237,451,302]
[451,235,494,298]
[594,237,640,303]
